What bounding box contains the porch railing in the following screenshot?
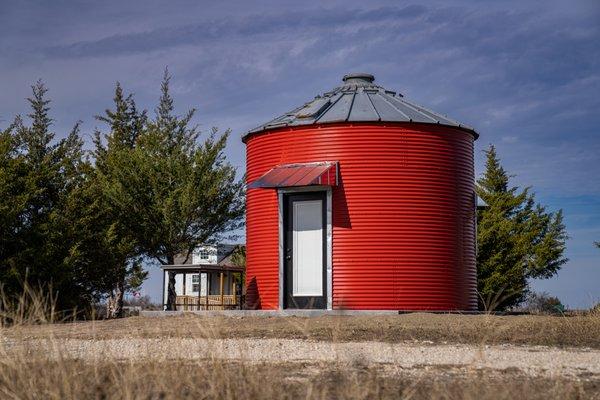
[173,295,241,311]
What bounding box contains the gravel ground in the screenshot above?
[4,337,599,379]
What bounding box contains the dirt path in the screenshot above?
[6,337,599,379]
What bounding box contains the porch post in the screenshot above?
[166,271,177,311]
[232,274,237,307]
[205,273,210,310]
[197,268,201,311]
[220,272,224,309]
[182,272,187,310]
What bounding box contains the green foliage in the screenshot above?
[476,145,568,311]
[0,82,90,311]
[62,160,147,307]
[92,83,148,290]
[1,73,244,315]
[230,245,246,286]
[97,70,245,267]
[0,122,29,269]
[93,71,245,309]
[86,82,151,317]
[230,245,246,268]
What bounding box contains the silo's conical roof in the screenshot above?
[243,73,477,140]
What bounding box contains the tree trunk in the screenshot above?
[106,278,125,319]
[166,254,177,311]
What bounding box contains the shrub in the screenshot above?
[123,295,161,310]
[522,292,565,314]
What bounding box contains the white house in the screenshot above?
[161,244,244,310]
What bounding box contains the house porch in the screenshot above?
[162,264,244,311]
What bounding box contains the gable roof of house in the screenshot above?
[168,243,244,268]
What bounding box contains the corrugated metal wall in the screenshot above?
[245,123,476,311]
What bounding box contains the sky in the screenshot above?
[1,0,599,308]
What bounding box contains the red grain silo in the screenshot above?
[243,73,478,311]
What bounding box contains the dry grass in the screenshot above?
[6,312,600,348]
[0,357,598,399]
[0,282,62,327]
[1,289,599,399]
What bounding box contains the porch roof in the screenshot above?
[161,264,244,273]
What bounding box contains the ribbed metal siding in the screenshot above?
[245,123,476,310]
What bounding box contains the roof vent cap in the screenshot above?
[342,73,375,85]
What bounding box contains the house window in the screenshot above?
[192,274,200,292]
[198,249,209,260]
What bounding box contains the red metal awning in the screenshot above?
[248,161,338,189]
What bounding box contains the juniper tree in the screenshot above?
[230,245,246,290]
[476,145,568,310]
[0,81,89,310]
[91,83,148,318]
[99,71,245,310]
[63,171,147,318]
[0,122,28,290]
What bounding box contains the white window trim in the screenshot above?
[198,249,210,260]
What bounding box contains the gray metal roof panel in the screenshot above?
[397,97,463,127]
[316,92,355,123]
[369,93,410,121]
[296,97,330,119]
[244,74,477,139]
[382,94,437,123]
[348,91,380,121]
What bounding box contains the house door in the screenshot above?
[283,192,326,309]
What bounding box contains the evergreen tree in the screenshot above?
[91,83,148,318]
[476,145,568,310]
[230,245,246,292]
[230,245,246,269]
[0,121,30,291]
[98,71,245,310]
[0,81,90,310]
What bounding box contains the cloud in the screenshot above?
[3,3,599,182]
[38,5,427,59]
[1,0,599,307]
[501,136,518,144]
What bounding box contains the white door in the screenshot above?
[293,200,324,296]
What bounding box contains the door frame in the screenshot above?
[283,191,326,309]
[278,186,332,310]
